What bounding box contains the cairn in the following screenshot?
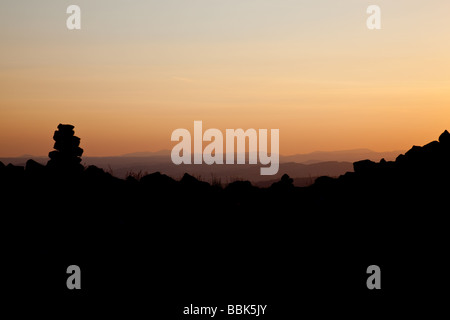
[47,124,84,172]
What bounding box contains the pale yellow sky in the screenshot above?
[1,1,449,156]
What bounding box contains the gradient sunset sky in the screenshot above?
[1,0,449,157]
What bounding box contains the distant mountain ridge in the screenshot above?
[121,150,171,157]
[3,148,403,162]
[0,148,403,185]
[0,155,352,185]
[118,148,404,163]
[280,148,404,164]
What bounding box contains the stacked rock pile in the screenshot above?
[47,124,84,172]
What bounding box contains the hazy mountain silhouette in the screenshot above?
[0,155,353,184]
[121,150,172,157]
[119,148,403,163]
[280,148,404,164]
[0,149,399,185]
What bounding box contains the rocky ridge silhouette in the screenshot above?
[1,125,449,314]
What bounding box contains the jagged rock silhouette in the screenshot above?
[47,124,84,172]
[270,173,294,190]
[2,127,450,312]
[439,129,450,145]
[349,130,450,176]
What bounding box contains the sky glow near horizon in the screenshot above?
[1,0,449,156]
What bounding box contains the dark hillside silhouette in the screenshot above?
[2,124,449,315]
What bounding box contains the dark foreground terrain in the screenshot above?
[2,126,449,317]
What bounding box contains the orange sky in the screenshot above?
[1,1,450,157]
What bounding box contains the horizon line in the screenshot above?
[0,148,406,159]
